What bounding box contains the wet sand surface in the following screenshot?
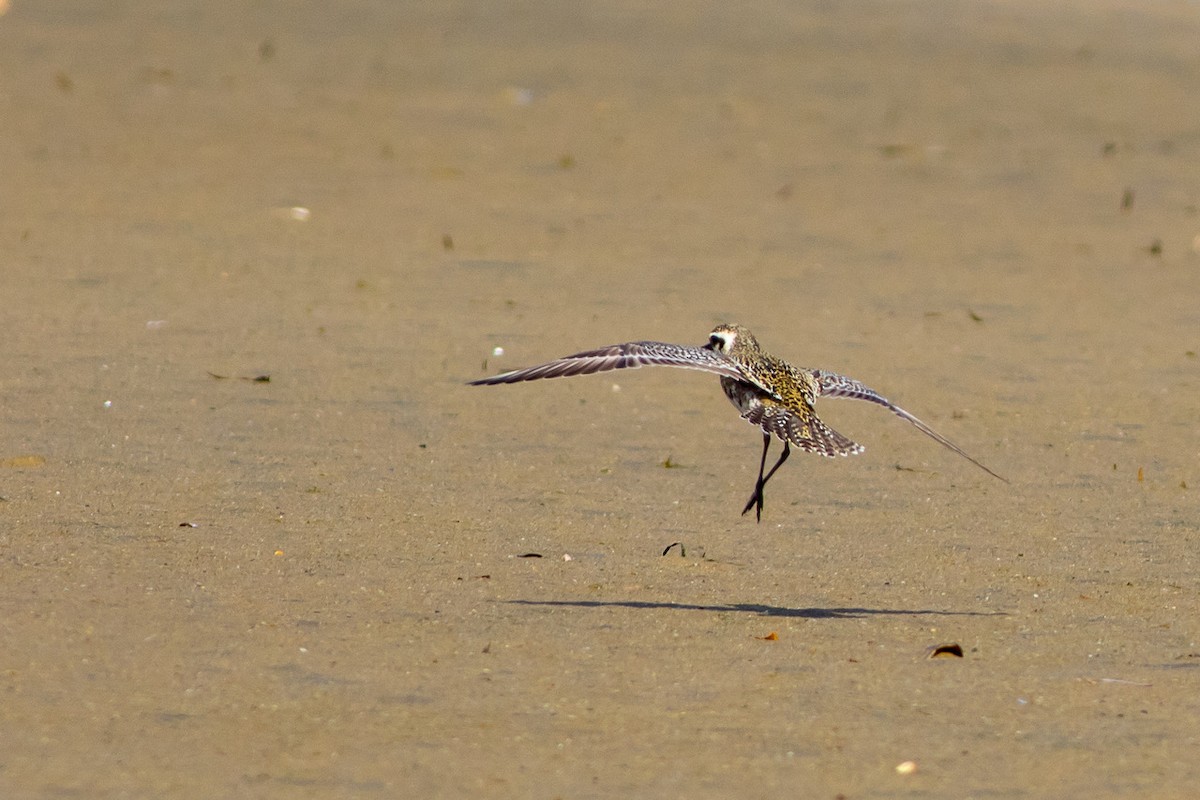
[2,1,1199,796]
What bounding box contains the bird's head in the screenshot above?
[704,324,757,356]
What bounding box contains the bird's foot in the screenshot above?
[741,486,765,523]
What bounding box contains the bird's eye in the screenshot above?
[709,334,725,350]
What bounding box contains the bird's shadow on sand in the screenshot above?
[505,599,1005,620]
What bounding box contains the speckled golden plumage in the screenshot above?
[470,323,1005,521]
[708,324,862,459]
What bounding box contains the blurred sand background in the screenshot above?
[1,0,1198,797]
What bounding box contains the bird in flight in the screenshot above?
[469,324,1005,521]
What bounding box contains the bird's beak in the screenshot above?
[701,341,713,351]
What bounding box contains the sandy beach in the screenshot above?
[1,1,1198,796]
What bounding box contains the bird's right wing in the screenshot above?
[812,369,1007,482]
[469,341,749,385]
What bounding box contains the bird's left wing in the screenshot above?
[469,341,748,385]
[812,369,1007,482]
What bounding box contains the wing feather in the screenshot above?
[469,341,747,385]
[812,369,1006,481]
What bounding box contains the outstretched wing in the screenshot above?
[812,369,1007,482]
[469,341,748,385]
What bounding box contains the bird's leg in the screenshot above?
[761,440,791,489]
[742,434,771,520]
[758,442,792,520]
[743,436,792,522]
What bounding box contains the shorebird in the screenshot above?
[469,324,1005,521]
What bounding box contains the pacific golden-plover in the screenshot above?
[469,323,1005,521]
